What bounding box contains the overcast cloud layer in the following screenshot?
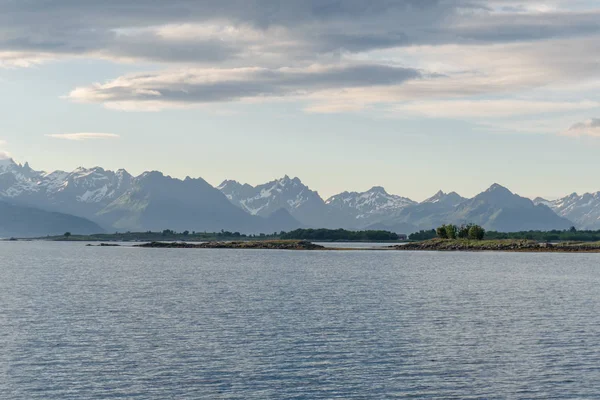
[1,0,599,134]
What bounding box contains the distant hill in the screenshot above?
[0,201,103,238]
[378,186,572,233]
[450,184,573,232]
[378,190,466,233]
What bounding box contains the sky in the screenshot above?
[1,0,600,201]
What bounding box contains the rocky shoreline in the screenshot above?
[391,239,600,253]
[135,240,325,250]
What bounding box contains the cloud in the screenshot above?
[45,133,120,141]
[2,1,600,67]
[68,64,421,110]
[1,0,599,126]
[394,100,600,118]
[0,139,11,160]
[562,119,600,137]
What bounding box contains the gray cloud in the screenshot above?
[563,118,600,137]
[3,0,599,117]
[68,64,421,108]
[1,0,599,66]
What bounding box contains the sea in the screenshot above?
[1,241,600,399]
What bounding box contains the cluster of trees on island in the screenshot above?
[279,228,401,241]
[59,225,600,243]
[409,225,600,242]
[56,228,402,242]
[436,224,486,240]
[408,224,486,241]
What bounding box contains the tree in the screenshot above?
[457,224,473,239]
[409,229,436,241]
[569,226,577,233]
[64,232,71,239]
[445,224,457,239]
[436,225,448,239]
[183,230,189,236]
[468,225,485,240]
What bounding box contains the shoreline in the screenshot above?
[7,238,600,253]
[391,239,600,253]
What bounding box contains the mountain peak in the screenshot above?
[0,157,17,169]
[424,190,445,203]
[217,179,240,190]
[368,186,388,194]
[278,175,302,186]
[486,183,512,193]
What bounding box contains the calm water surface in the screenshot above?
[1,241,600,399]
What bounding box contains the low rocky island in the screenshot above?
[392,239,600,253]
[136,240,325,250]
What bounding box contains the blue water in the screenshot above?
[1,241,600,399]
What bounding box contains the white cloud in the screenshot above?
[0,139,11,160]
[45,133,120,141]
[562,119,600,137]
[393,100,600,118]
[0,51,55,68]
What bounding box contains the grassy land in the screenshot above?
[395,238,600,252]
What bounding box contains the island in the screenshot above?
[391,238,600,253]
[32,228,404,243]
[135,240,326,250]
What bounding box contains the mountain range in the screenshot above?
[535,193,600,230]
[0,157,589,237]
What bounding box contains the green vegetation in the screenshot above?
[279,228,400,241]
[409,226,600,242]
[484,228,600,242]
[409,229,437,241]
[435,224,485,240]
[39,230,274,242]
[35,228,402,242]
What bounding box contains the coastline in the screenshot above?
[391,239,600,253]
[133,239,600,253]
[7,238,600,253]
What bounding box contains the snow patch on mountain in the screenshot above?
[540,192,600,229]
[326,186,416,221]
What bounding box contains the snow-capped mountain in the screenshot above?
[0,158,133,217]
[0,159,301,233]
[0,157,586,234]
[325,186,416,227]
[536,192,600,230]
[96,172,300,233]
[218,175,335,228]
